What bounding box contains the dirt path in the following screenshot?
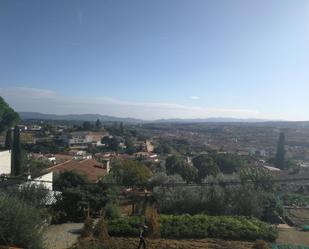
[44,223,83,249]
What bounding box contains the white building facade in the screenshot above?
[0,150,11,175]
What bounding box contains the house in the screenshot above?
[61,131,107,149]
[47,158,109,182]
[28,125,42,131]
[61,132,93,149]
[21,171,54,191]
[0,150,11,175]
[145,140,154,152]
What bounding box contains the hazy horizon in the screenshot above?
[1,1,309,121]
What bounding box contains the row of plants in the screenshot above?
[280,194,309,208]
[107,214,278,242]
[272,244,309,249]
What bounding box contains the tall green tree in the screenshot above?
[0,96,20,134]
[4,128,12,150]
[111,159,152,186]
[12,126,22,176]
[192,154,219,182]
[165,155,197,183]
[275,132,286,170]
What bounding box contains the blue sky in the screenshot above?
[1,0,309,120]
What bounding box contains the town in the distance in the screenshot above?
[1,96,309,249]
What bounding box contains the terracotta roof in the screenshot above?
[47,159,107,182]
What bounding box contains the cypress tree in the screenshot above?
[4,128,12,150]
[275,132,286,170]
[12,126,22,176]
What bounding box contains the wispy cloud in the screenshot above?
[190,96,201,100]
[0,87,260,120]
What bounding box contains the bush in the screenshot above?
[145,207,161,238]
[104,202,121,220]
[0,193,47,249]
[253,240,270,249]
[107,216,143,237]
[94,217,110,243]
[81,217,94,239]
[106,214,277,242]
[302,225,309,232]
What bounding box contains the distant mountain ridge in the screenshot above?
[154,117,271,123]
[19,112,277,124]
[18,112,144,123]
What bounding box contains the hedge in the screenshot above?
[107,214,278,242]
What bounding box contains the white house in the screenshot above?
[0,150,11,175]
[32,171,53,191]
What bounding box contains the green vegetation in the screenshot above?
[12,125,22,175]
[111,159,152,186]
[0,192,47,249]
[104,202,121,220]
[165,155,197,183]
[272,244,309,249]
[280,194,309,208]
[51,172,109,223]
[212,153,244,174]
[106,214,277,242]
[54,171,87,191]
[240,167,274,191]
[0,96,20,134]
[154,184,284,223]
[4,128,12,149]
[192,153,220,182]
[275,132,286,170]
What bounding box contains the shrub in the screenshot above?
[0,193,47,249]
[94,217,110,243]
[81,217,94,239]
[302,225,309,232]
[104,202,121,220]
[253,240,270,249]
[107,216,143,237]
[145,207,161,238]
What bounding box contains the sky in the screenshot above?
[0,0,309,120]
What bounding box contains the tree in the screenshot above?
[212,153,244,174]
[54,171,87,191]
[95,119,102,130]
[0,96,20,134]
[275,132,286,170]
[125,137,136,155]
[111,159,152,186]
[12,126,22,176]
[82,121,93,131]
[192,154,219,182]
[165,155,197,183]
[4,128,12,150]
[145,206,161,238]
